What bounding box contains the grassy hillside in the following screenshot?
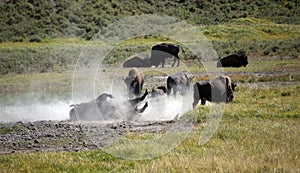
[0,0,299,42]
[0,19,299,75]
[0,0,299,75]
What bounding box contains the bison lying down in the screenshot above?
[217,53,248,68]
[69,90,149,121]
[192,76,237,107]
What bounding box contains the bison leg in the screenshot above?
[173,86,179,97]
[192,100,199,108]
[128,89,149,106]
[171,56,176,67]
[200,99,206,105]
[172,56,180,67]
[69,109,77,121]
[193,85,200,108]
[167,85,172,95]
[167,77,176,95]
[135,102,148,113]
[161,59,165,68]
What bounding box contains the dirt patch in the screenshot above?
[0,120,175,155]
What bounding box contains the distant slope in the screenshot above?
[0,0,299,42]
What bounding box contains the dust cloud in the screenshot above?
[0,97,71,123]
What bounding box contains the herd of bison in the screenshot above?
[70,43,248,122]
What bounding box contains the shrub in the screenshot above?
[11,37,23,42]
[29,37,42,43]
[281,91,291,97]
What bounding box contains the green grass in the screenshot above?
[0,7,299,171]
[0,125,20,135]
[1,18,299,75]
[1,0,299,42]
[0,72,72,105]
[201,18,300,42]
[0,85,299,172]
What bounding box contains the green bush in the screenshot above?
[11,37,23,42]
[0,0,299,42]
[29,37,42,43]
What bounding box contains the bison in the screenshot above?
[217,53,248,68]
[150,43,184,67]
[151,85,168,98]
[167,71,194,97]
[122,56,151,68]
[69,90,149,121]
[123,68,144,98]
[192,76,237,107]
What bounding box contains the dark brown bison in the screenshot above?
[69,90,149,121]
[192,76,237,107]
[124,68,144,98]
[151,85,168,98]
[150,43,184,67]
[167,71,194,97]
[217,53,248,68]
[122,56,151,68]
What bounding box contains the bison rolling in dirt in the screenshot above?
[151,85,168,98]
[69,90,149,121]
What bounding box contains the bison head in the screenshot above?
[224,76,237,103]
[240,53,248,67]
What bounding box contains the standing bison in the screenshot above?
[167,71,194,97]
[69,90,149,121]
[150,43,184,67]
[123,68,144,98]
[192,76,237,107]
[217,53,248,68]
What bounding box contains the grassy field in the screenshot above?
[0,17,299,75]
[0,45,299,172]
[0,14,299,172]
[0,84,299,172]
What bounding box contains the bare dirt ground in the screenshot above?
[0,120,176,155]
